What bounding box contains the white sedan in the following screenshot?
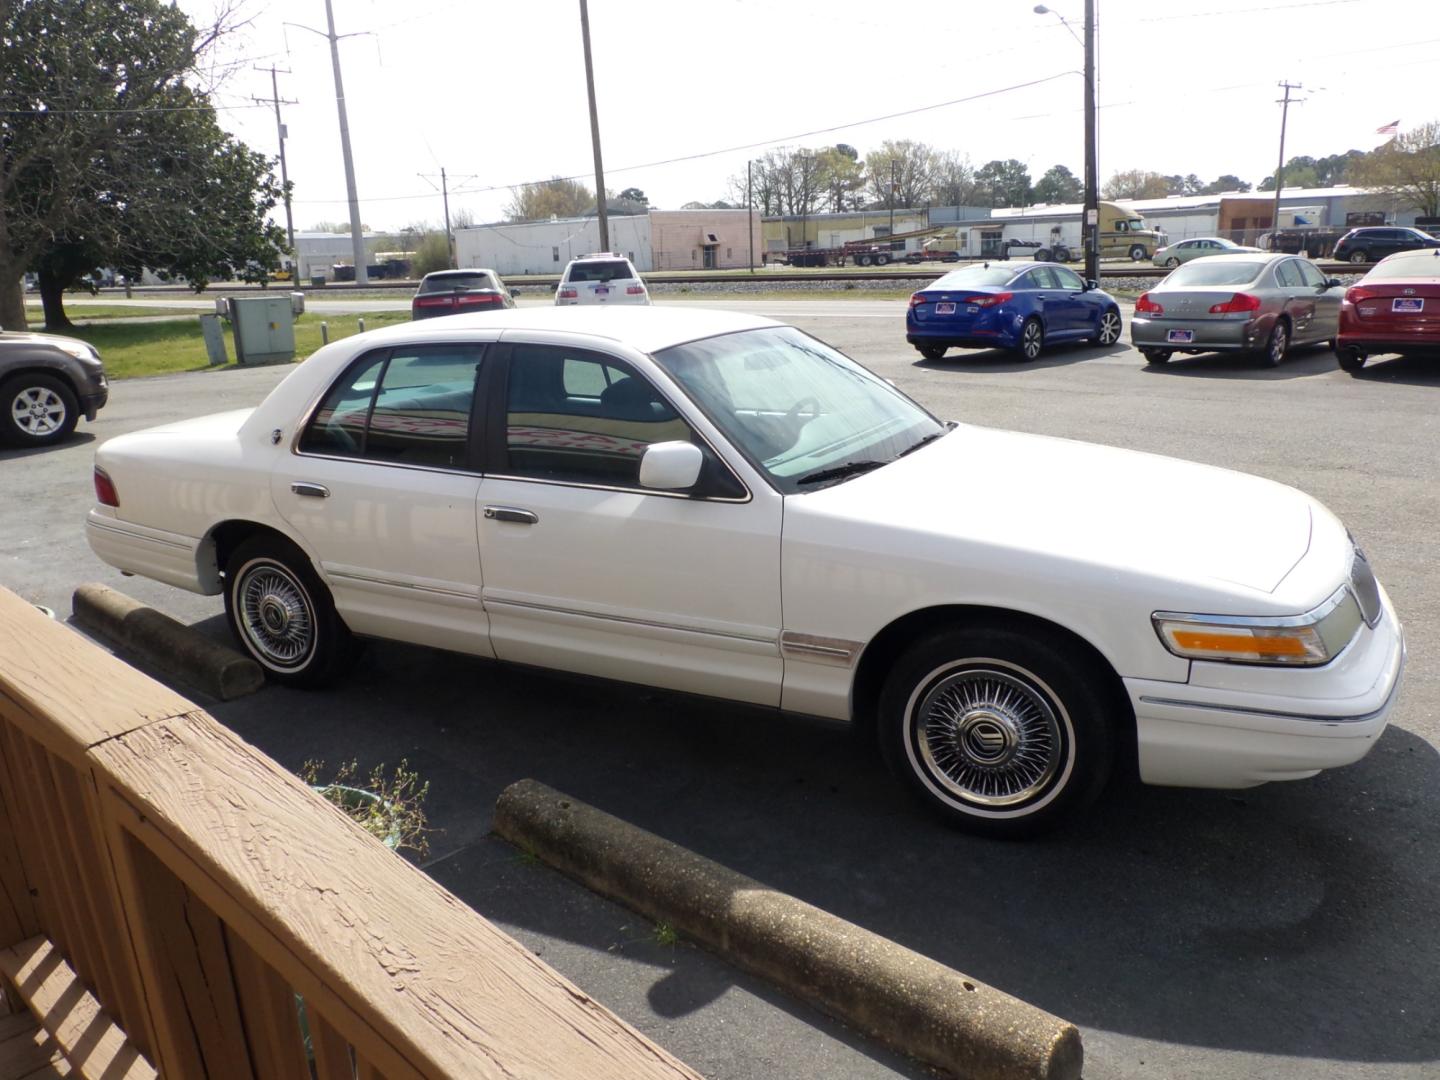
[86,308,1405,837]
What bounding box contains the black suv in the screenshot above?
[0,331,109,447]
[1332,226,1440,265]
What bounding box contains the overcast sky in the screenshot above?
[181,0,1440,233]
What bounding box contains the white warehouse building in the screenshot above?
[455,216,654,276]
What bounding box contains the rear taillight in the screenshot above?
[1344,286,1374,304]
[559,287,577,299]
[1135,292,1164,314]
[456,293,500,306]
[966,291,1013,307]
[626,285,645,295]
[414,296,451,308]
[1208,293,1262,314]
[94,467,119,507]
[909,293,927,308]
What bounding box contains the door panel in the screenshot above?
[271,343,491,655]
[478,342,783,703]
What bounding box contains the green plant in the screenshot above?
[300,759,431,857]
[653,921,679,948]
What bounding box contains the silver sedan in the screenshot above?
[1130,253,1343,367]
[1151,236,1264,267]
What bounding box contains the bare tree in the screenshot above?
[1351,121,1440,218]
[863,140,938,208]
[931,152,978,207]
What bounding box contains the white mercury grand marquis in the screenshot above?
[86,308,1405,836]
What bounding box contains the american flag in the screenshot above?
[1376,120,1400,135]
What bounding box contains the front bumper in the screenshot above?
[1131,315,1268,353]
[1125,589,1405,788]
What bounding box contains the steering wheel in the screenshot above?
[784,396,821,427]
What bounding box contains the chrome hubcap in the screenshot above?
[11,388,65,436]
[1271,328,1287,362]
[238,564,314,667]
[1023,325,1041,357]
[914,666,1063,806]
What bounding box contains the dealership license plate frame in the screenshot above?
[936,302,956,315]
[1392,297,1424,313]
[1167,329,1195,344]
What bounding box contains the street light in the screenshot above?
[1035,2,1099,283]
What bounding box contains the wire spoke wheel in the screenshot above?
[11,386,67,436]
[237,562,315,668]
[911,664,1065,807]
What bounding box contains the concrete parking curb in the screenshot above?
[72,583,263,701]
[494,779,1082,1080]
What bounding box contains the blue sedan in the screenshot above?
[906,262,1123,361]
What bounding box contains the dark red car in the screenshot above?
[411,269,516,320]
[1335,248,1440,373]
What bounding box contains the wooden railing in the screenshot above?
[0,585,703,1080]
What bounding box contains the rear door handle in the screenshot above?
[291,482,330,498]
[484,505,538,525]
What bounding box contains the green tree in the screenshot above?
[617,187,649,207]
[1,0,280,329]
[1102,169,1171,200]
[975,159,1032,207]
[1258,164,1320,191]
[1199,175,1252,194]
[817,145,865,213]
[1350,123,1440,216]
[505,177,594,222]
[1033,164,1083,204]
[410,231,452,277]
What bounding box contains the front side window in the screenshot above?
[1052,266,1086,290]
[1296,260,1327,288]
[504,344,696,487]
[299,345,482,469]
[653,326,944,495]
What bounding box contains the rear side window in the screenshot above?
[300,345,483,469]
[565,260,634,282]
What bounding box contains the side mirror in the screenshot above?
[511,289,519,298]
[1325,277,1342,289]
[639,441,703,491]
[1084,278,1098,291]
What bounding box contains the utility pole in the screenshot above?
[747,159,755,272]
[440,167,453,268]
[1082,0,1099,282]
[889,158,897,242]
[253,66,296,261]
[578,0,609,251]
[1271,81,1303,250]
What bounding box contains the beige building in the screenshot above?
[649,209,761,270]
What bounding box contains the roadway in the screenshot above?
[3,298,1437,1080]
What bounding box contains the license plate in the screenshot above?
[1392,297,1424,313]
[1167,329,1195,343]
[594,286,609,295]
[936,302,956,314]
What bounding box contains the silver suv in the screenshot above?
[555,253,650,306]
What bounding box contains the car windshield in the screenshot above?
[931,265,1017,289]
[1365,253,1440,280]
[567,260,634,282]
[1165,261,1266,287]
[421,273,494,293]
[652,326,945,494]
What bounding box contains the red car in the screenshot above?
[1335,248,1440,373]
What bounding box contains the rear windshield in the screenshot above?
[1365,253,1440,280]
[1165,261,1266,287]
[565,260,634,282]
[932,265,1018,289]
[420,273,494,293]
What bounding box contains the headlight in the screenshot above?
[55,341,101,363]
[1153,586,1363,667]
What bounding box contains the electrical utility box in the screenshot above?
[228,296,296,365]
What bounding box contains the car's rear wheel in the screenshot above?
[877,625,1115,838]
[1336,346,1367,373]
[1017,317,1044,361]
[1261,320,1289,367]
[918,344,947,361]
[1094,308,1122,345]
[1348,250,1369,264]
[223,535,355,688]
[0,373,79,448]
[1142,348,1172,364]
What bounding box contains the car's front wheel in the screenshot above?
[1093,308,1122,345]
[223,535,355,687]
[1164,257,1180,267]
[877,625,1115,838]
[0,373,79,448]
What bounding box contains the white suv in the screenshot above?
[555,253,650,306]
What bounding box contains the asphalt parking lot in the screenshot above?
[2,298,1437,1080]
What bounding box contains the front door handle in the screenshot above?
[291,482,330,498]
[484,505,538,525]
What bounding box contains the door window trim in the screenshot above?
[292,343,490,476]
[481,342,751,503]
